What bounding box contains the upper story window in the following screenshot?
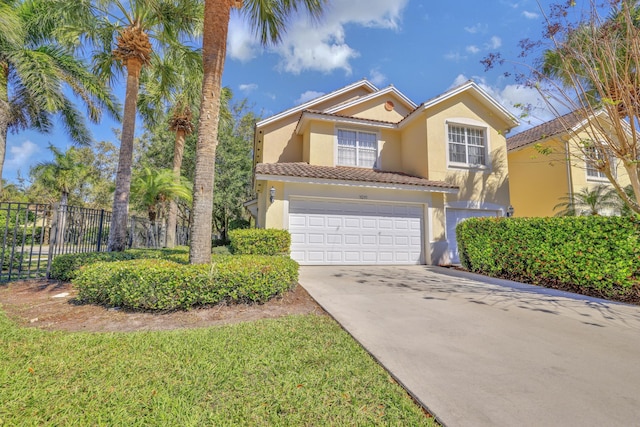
[585,145,616,180]
[448,124,487,166]
[337,129,377,168]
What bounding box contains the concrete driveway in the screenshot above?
[299,265,640,427]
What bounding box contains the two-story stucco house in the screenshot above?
[244,79,519,265]
[507,111,631,217]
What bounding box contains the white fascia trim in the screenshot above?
[255,173,458,194]
[243,198,258,207]
[323,85,418,114]
[256,79,378,128]
[295,111,396,135]
[401,81,519,130]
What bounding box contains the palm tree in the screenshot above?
[51,0,202,251]
[0,0,120,193]
[130,166,192,247]
[190,0,326,264]
[553,185,620,216]
[30,145,92,206]
[138,46,212,248]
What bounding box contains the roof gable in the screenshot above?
[256,79,378,128]
[400,80,519,129]
[324,85,417,117]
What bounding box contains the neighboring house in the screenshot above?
[245,79,519,265]
[507,111,631,217]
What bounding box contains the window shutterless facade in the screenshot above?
[448,124,486,166]
[585,146,616,179]
[337,129,378,167]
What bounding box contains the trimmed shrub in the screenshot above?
[74,256,299,310]
[457,216,640,302]
[50,247,190,282]
[229,229,290,255]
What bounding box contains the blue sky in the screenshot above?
[6,0,569,183]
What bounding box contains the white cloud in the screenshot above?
[486,36,502,49]
[369,69,387,86]
[228,0,409,74]
[466,45,480,54]
[522,10,539,19]
[464,23,487,34]
[444,52,466,62]
[5,140,39,171]
[295,90,325,105]
[239,83,258,93]
[227,15,260,62]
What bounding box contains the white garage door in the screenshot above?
[446,208,498,264]
[289,198,424,265]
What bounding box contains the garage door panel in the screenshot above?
[289,199,424,265]
[308,234,324,244]
[327,234,342,244]
[344,217,360,228]
[344,234,360,245]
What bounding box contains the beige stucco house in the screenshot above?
[245,79,519,265]
[507,111,631,217]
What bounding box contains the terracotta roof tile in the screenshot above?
[507,110,584,151]
[301,109,398,125]
[255,162,458,190]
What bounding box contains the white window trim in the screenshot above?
[445,118,491,171]
[584,145,616,182]
[334,127,381,168]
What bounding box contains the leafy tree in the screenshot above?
[130,166,192,247]
[0,0,120,193]
[190,0,326,264]
[484,0,640,214]
[553,185,620,216]
[213,98,256,242]
[30,145,92,206]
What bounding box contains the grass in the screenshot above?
[0,311,435,426]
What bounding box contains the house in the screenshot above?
[507,111,631,217]
[244,79,519,265]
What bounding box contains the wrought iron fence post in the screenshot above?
[97,209,105,252]
[46,203,61,278]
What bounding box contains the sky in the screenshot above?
[6,0,573,184]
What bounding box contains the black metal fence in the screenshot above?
[0,202,189,282]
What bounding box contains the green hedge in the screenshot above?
[229,229,290,255]
[73,256,299,310]
[50,247,190,282]
[457,216,640,301]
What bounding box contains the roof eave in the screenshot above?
[256,79,378,128]
[255,173,459,194]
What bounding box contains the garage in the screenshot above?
[445,208,498,263]
[289,198,424,265]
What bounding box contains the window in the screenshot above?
[337,129,378,167]
[448,124,486,166]
[585,146,616,179]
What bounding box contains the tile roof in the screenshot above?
[255,162,459,190]
[301,109,398,126]
[507,110,584,151]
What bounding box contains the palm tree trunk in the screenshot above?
[108,59,143,252]
[166,128,186,247]
[0,63,10,194]
[189,0,231,264]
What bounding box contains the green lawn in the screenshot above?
[0,311,435,426]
